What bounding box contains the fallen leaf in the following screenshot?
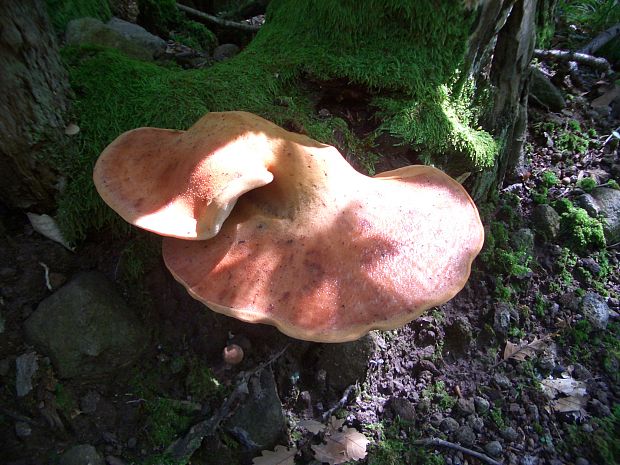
[503,337,549,361]
[541,377,587,398]
[312,426,370,464]
[27,213,74,251]
[591,84,620,108]
[252,445,297,465]
[327,416,345,432]
[64,123,80,135]
[298,419,326,434]
[551,394,589,415]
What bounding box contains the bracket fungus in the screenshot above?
[94,111,484,342]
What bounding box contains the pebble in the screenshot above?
[454,398,475,417]
[484,440,503,457]
[429,412,444,428]
[575,458,589,465]
[581,292,610,329]
[15,421,32,438]
[521,455,539,465]
[474,396,490,414]
[466,414,485,433]
[126,437,137,449]
[502,426,519,442]
[493,373,512,389]
[440,417,459,433]
[455,425,475,446]
[80,390,101,414]
[106,456,126,465]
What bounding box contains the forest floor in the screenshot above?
[1,28,620,465]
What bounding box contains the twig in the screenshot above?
[176,3,261,32]
[166,344,289,462]
[39,262,52,291]
[413,438,504,465]
[533,49,611,72]
[579,22,620,55]
[321,384,356,422]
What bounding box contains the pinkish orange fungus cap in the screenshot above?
[95,112,484,343]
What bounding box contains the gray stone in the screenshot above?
[59,444,105,465]
[389,397,416,422]
[213,43,240,61]
[440,417,459,433]
[105,456,126,465]
[15,421,32,438]
[24,272,148,379]
[106,17,166,56]
[591,187,620,244]
[466,414,485,432]
[493,303,518,336]
[511,228,534,255]
[580,292,610,330]
[455,425,476,446]
[575,458,589,465]
[80,391,101,414]
[501,426,519,442]
[474,396,490,414]
[574,193,600,217]
[494,373,512,389]
[454,398,475,417]
[316,333,376,391]
[225,367,286,450]
[484,440,503,457]
[532,204,561,240]
[521,455,538,465]
[65,18,161,61]
[530,67,566,112]
[15,352,38,397]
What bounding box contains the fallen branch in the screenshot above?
[176,3,261,32]
[413,438,504,465]
[321,384,356,422]
[533,49,611,72]
[166,345,289,462]
[579,22,620,55]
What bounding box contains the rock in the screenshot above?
[105,456,126,465]
[15,352,38,397]
[532,204,561,240]
[466,414,485,433]
[474,396,490,414]
[315,333,376,391]
[65,18,161,61]
[530,67,566,111]
[389,397,416,422]
[225,367,286,450]
[454,398,475,417]
[213,43,240,61]
[455,425,476,446]
[484,440,503,457]
[80,390,101,414]
[106,17,166,56]
[521,455,538,465]
[493,303,518,336]
[59,444,105,465]
[15,421,32,438]
[590,187,620,244]
[445,317,473,354]
[511,228,534,256]
[573,193,599,217]
[580,292,610,330]
[578,257,601,275]
[440,417,459,433]
[501,426,519,442]
[24,272,148,379]
[575,458,589,465]
[494,373,512,389]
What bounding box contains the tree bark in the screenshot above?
[0,0,70,210]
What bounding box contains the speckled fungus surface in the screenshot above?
[94,111,484,342]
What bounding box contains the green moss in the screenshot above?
[138,0,217,51]
[144,397,193,447]
[422,381,456,411]
[560,206,606,254]
[577,177,597,192]
[185,359,223,400]
[46,0,112,33]
[56,1,497,241]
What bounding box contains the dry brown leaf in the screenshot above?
[252,445,297,465]
[298,419,326,434]
[541,377,587,398]
[503,337,549,361]
[327,416,345,431]
[551,394,589,415]
[312,426,370,464]
[592,84,620,108]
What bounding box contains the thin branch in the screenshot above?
[533,49,611,72]
[321,384,356,422]
[579,22,620,55]
[166,345,289,462]
[176,3,261,32]
[413,438,504,465]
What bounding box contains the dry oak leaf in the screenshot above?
[298,419,326,434]
[503,337,550,361]
[312,426,370,464]
[252,445,297,465]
